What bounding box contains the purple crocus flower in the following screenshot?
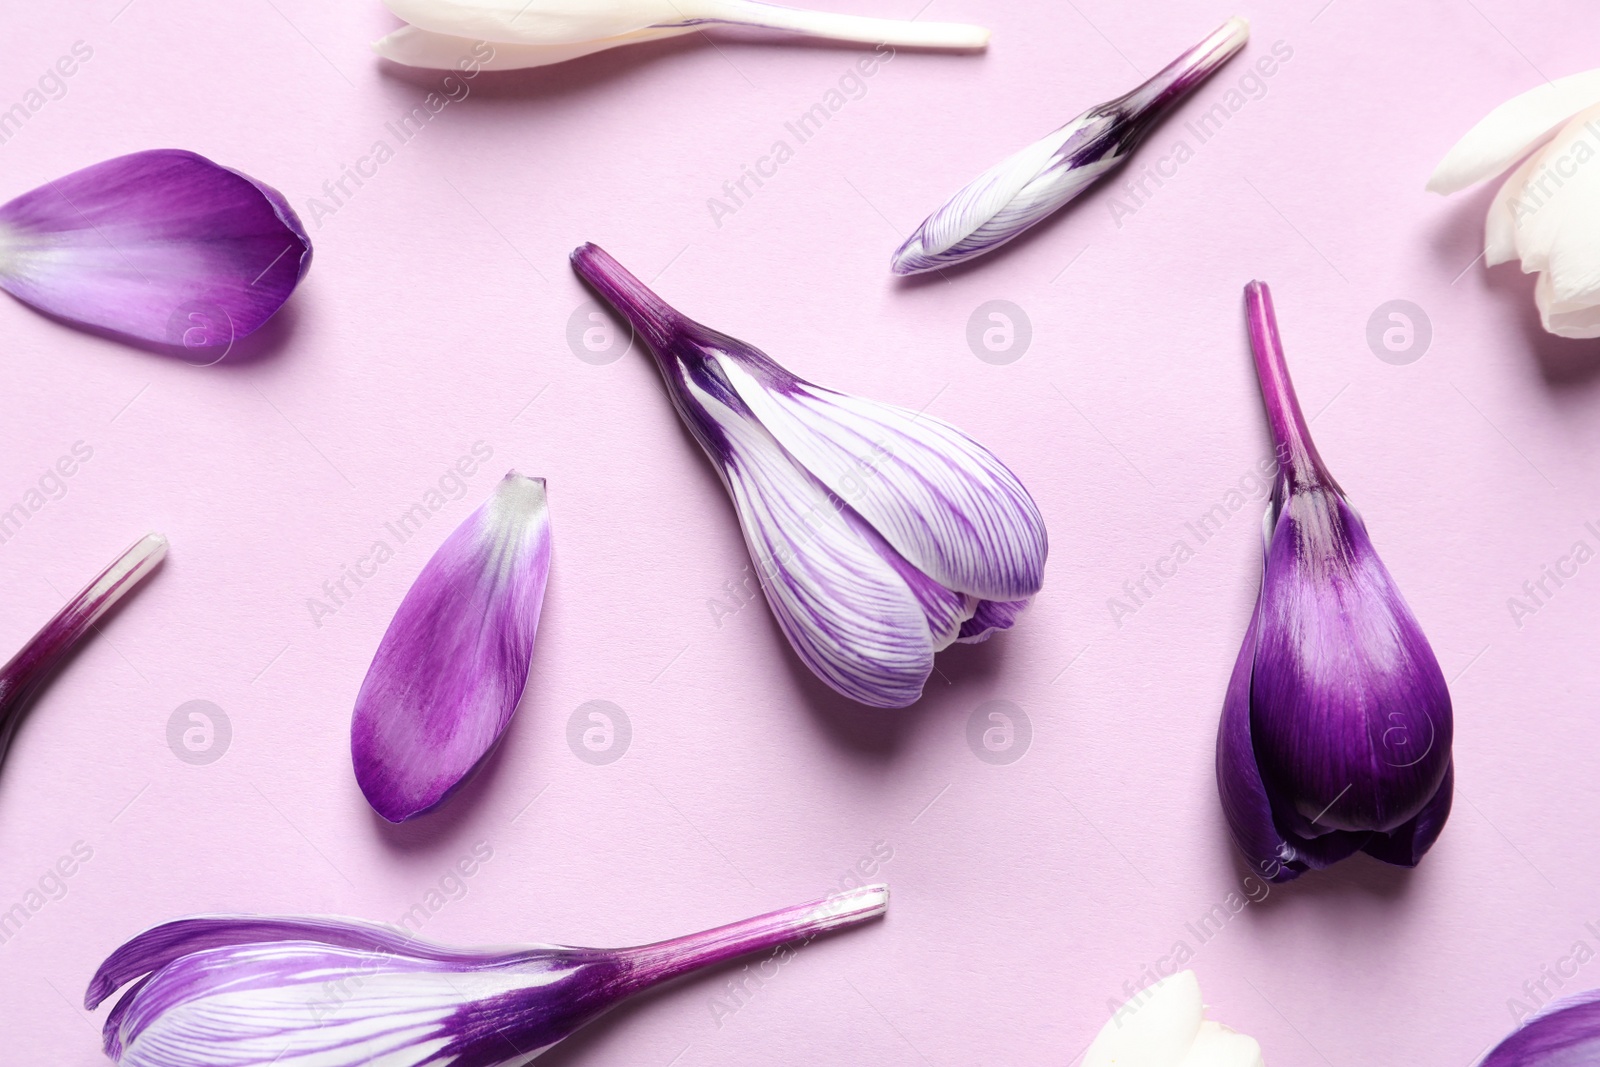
[891,17,1249,275]
[571,244,1047,708]
[1217,282,1453,883]
[1,534,166,776]
[1479,989,1600,1065]
[85,884,888,1067]
[0,150,311,350]
[352,472,551,822]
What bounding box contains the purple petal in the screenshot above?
[0,149,310,347]
[1360,759,1454,867]
[955,597,1030,643]
[1251,491,1453,836]
[351,473,551,822]
[1481,988,1600,1066]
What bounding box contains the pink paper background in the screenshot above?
[2,0,1597,1062]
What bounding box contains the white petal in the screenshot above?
[1537,271,1600,338]
[717,360,1046,602]
[1484,147,1545,265]
[686,375,937,708]
[1506,107,1600,312]
[1085,971,1206,1067]
[382,0,688,45]
[372,23,697,69]
[1428,67,1600,194]
[1177,1022,1265,1067]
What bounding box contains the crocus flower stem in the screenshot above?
[699,0,988,48]
[617,884,887,993]
[0,534,167,765]
[1244,281,1334,491]
[572,244,678,352]
[1119,17,1250,132]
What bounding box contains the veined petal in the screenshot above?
[955,597,1029,643]
[90,889,889,1067]
[717,359,1046,602]
[0,150,310,347]
[383,0,988,50]
[1479,988,1600,1066]
[688,374,937,708]
[891,17,1247,274]
[351,473,551,822]
[372,24,699,69]
[1536,271,1600,338]
[1427,67,1600,194]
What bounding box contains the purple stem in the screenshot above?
[0,534,167,762]
[1244,281,1334,491]
[570,243,682,356]
[1117,17,1249,133]
[614,884,887,995]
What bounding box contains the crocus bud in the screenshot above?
[570,243,1047,708]
[1216,282,1453,883]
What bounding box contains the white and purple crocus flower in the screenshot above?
[0,150,310,351]
[85,885,888,1067]
[891,17,1249,275]
[351,473,552,822]
[571,244,1047,708]
[1218,282,1453,882]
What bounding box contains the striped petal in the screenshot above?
[689,373,938,707]
[350,473,551,822]
[891,17,1248,274]
[1480,988,1600,1066]
[89,890,889,1067]
[718,359,1046,602]
[0,150,310,348]
[1427,67,1600,194]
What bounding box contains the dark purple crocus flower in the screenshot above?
[352,473,551,822]
[1217,282,1453,883]
[1479,988,1600,1065]
[571,243,1047,708]
[0,150,311,350]
[1,534,166,775]
[891,17,1249,275]
[85,884,888,1067]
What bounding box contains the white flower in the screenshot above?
[374,0,988,71]
[1429,69,1600,338]
[1086,971,1264,1067]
